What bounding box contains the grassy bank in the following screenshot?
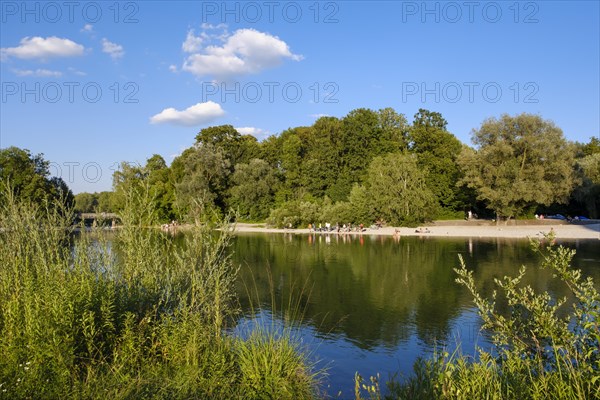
[0,187,318,399]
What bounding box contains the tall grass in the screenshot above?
[236,265,325,400]
[0,183,319,399]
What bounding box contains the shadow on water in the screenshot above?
[231,233,600,397]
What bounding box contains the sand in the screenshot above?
[232,223,600,240]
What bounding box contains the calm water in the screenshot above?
[230,233,600,398]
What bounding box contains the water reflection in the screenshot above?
[231,233,600,396]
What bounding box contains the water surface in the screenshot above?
[230,233,600,397]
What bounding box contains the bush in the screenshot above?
[267,200,322,228]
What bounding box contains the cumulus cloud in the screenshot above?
[1,36,84,60]
[235,126,269,139]
[182,30,203,53]
[101,38,125,59]
[81,24,94,33]
[310,113,331,119]
[182,28,302,80]
[168,64,178,72]
[150,101,225,126]
[13,68,63,77]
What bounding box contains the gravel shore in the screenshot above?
[233,222,600,240]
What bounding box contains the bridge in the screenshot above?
[75,213,120,226]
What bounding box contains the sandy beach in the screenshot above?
[233,222,600,240]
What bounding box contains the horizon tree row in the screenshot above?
[2,108,598,226]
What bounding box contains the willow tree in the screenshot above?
[458,113,577,223]
[366,152,437,225]
[229,158,278,220]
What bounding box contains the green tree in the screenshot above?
[0,146,73,207]
[378,107,409,152]
[112,161,146,213]
[96,191,115,213]
[229,159,278,220]
[280,132,304,194]
[172,144,230,222]
[580,136,600,157]
[347,184,374,224]
[366,152,437,225]
[339,108,381,184]
[409,109,466,213]
[458,113,578,223]
[259,134,284,170]
[302,117,342,198]
[74,192,97,213]
[145,154,176,222]
[573,153,600,218]
[195,125,259,167]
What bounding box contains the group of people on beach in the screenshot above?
[308,222,367,233]
[161,220,179,233]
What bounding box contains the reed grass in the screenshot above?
[0,183,319,399]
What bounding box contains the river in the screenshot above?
[229,233,600,397]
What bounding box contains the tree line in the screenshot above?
[2,108,599,226]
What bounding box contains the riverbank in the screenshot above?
[233,222,600,240]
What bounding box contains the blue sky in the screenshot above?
[1,1,599,193]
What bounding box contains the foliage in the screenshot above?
[579,136,600,157]
[74,191,116,213]
[410,109,469,213]
[347,184,374,224]
[172,144,230,223]
[266,199,321,228]
[573,153,600,218]
[74,192,97,212]
[229,159,279,221]
[107,113,598,225]
[195,124,260,168]
[0,146,74,208]
[0,183,318,399]
[366,153,437,225]
[458,113,578,223]
[236,327,317,399]
[145,154,176,222]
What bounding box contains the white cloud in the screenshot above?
[182,28,302,80]
[182,29,203,53]
[150,101,225,126]
[168,64,178,72]
[1,36,84,60]
[201,23,228,30]
[81,24,94,33]
[13,68,63,77]
[235,126,269,139]
[101,38,124,59]
[310,113,331,119]
[68,67,86,76]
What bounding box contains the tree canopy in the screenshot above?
[86,110,597,226]
[0,146,74,208]
[458,113,577,222]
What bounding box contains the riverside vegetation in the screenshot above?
[1,180,599,399]
[47,110,599,226]
[0,184,318,399]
